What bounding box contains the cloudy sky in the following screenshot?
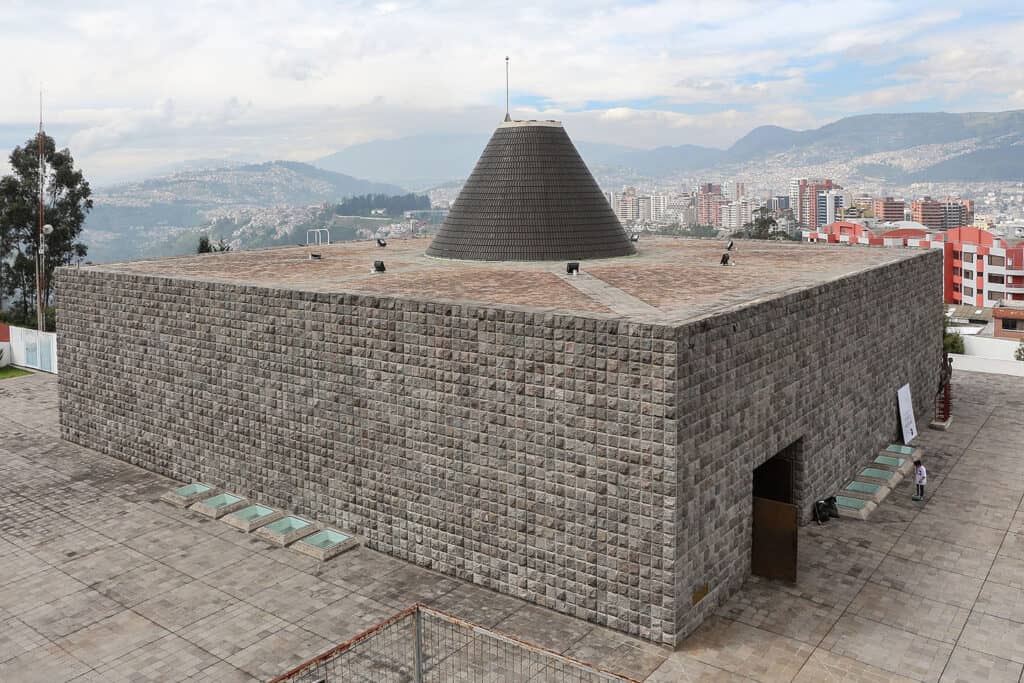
[2,0,1023,183]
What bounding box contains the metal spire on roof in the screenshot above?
[504,56,511,122]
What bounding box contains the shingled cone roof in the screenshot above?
[426,120,636,261]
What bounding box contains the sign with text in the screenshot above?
[898,383,918,444]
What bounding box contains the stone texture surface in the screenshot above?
[56,241,942,645]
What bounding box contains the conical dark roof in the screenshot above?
[426,120,636,261]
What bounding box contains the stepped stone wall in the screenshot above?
[56,248,942,645]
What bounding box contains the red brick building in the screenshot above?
[872,197,905,222]
[910,197,974,231]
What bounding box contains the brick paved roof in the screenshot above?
[79,237,931,324]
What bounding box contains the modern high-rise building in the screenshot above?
[797,179,841,230]
[873,197,905,223]
[697,183,726,227]
[816,190,844,229]
[615,188,639,223]
[911,197,974,231]
[639,194,668,223]
[722,197,760,231]
[789,178,806,223]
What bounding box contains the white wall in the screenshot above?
[962,335,1021,361]
[953,354,1024,377]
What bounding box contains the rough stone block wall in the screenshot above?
[56,248,941,646]
[670,249,943,643]
[57,270,679,642]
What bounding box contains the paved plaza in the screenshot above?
[0,369,1023,681]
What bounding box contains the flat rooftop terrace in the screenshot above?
[4,368,1022,681]
[84,237,929,324]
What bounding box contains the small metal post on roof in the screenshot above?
[504,56,511,122]
[413,608,424,683]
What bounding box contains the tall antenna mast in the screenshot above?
[504,56,510,122]
[37,88,46,332]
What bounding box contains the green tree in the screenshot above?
[198,235,231,254]
[735,207,784,240]
[1015,339,1024,362]
[0,133,91,327]
[942,310,965,354]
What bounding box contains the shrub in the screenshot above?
[943,331,964,354]
[1016,340,1024,362]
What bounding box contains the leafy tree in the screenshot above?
[736,207,783,240]
[0,133,91,327]
[198,235,231,254]
[334,193,430,217]
[1015,339,1024,362]
[943,331,964,354]
[942,310,965,354]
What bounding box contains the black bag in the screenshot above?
[813,499,831,524]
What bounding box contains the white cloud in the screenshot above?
[0,0,1019,182]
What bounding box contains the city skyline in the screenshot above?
[2,0,1023,183]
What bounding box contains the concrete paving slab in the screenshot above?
[2,369,1024,681]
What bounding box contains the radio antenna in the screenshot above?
[504,56,511,122]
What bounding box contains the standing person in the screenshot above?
[912,459,927,501]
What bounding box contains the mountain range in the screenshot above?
[84,161,403,262]
[313,110,1024,188]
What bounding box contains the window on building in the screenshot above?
[989,274,1005,284]
[963,270,974,279]
[952,251,962,259]
[989,255,1006,267]
[963,286,974,297]
[953,267,962,276]
[1003,319,1020,331]
[953,283,961,293]
[988,291,1005,301]
[963,253,974,263]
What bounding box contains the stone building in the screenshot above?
[57,119,942,646]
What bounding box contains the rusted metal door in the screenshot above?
[751,496,798,582]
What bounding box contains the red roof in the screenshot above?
[882,228,929,240]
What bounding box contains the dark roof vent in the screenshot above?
[426,120,635,261]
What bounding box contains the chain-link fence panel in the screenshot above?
[272,604,639,683]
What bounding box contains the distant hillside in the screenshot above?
[84,162,408,262]
[315,110,1024,185]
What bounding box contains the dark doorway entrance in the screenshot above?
[751,440,800,582]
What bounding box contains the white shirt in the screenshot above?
[915,465,927,485]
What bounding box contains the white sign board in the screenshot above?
[897,383,918,444]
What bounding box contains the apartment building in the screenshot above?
[804,223,1024,307]
[911,197,974,231]
[873,197,906,222]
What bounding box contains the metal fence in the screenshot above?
[8,325,58,373]
[271,604,640,683]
